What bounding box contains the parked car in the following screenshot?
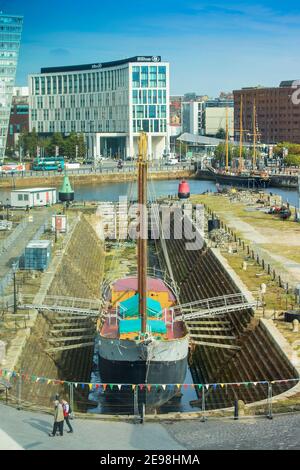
[165,158,178,165]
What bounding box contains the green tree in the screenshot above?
[46,132,65,156]
[232,146,248,160]
[76,133,86,160]
[64,132,83,160]
[274,142,300,157]
[175,140,188,156]
[284,154,300,167]
[216,128,226,139]
[213,144,250,168]
[213,143,236,166]
[18,128,39,159]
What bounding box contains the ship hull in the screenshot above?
[98,334,189,409]
[213,173,270,187]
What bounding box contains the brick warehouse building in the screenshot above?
[6,87,29,151]
[233,81,300,144]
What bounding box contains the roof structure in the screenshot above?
[119,294,162,318]
[11,188,56,193]
[178,132,252,148]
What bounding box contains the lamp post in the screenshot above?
[12,262,18,315]
[6,198,9,221]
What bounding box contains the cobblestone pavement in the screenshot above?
[162,413,300,450]
[0,403,300,450]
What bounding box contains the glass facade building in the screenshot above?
[0,13,23,161]
[29,56,170,159]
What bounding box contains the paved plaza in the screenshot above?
[0,404,299,450]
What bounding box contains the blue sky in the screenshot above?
[3,0,300,95]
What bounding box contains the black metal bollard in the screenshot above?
[234,399,239,420]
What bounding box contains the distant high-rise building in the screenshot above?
[0,13,23,162]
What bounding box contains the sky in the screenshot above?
[2,0,300,96]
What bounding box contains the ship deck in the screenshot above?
[100,309,185,340]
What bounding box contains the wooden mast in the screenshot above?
[137,131,148,334]
[239,95,243,172]
[225,106,229,171]
[253,98,257,170]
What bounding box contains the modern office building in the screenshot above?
[6,86,29,150]
[0,13,23,162]
[234,81,300,144]
[204,99,234,137]
[181,101,205,135]
[29,56,169,159]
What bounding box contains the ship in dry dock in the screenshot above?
[97,132,189,408]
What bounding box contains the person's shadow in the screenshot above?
[24,417,53,435]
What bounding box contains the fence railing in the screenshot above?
[0,367,299,419]
[0,216,49,295]
[0,218,28,254]
[0,164,194,180]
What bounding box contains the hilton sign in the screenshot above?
[41,56,163,74]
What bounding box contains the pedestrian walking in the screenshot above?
[61,398,74,433]
[49,400,64,437]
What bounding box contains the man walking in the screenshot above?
[61,398,73,433]
[49,399,64,437]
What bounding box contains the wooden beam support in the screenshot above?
[189,334,236,340]
[46,342,95,352]
[185,320,231,325]
[186,326,232,331]
[190,340,240,350]
[48,335,95,342]
[50,328,95,334]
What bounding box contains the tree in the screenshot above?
[18,129,39,158]
[213,143,236,166]
[76,133,86,160]
[284,154,300,167]
[232,146,248,160]
[175,140,188,156]
[213,143,250,168]
[46,132,65,156]
[274,142,300,157]
[216,128,226,139]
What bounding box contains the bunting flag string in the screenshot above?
[0,367,298,391]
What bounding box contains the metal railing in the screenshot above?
[101,267,179,302]
[169,292,259,321]
[0,218,28,254]
[1,367,299,418]
[0,164,194,180]
[17,294,103,317]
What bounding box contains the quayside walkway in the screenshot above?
[0,404,299,450]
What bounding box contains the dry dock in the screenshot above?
[0,194,300,417]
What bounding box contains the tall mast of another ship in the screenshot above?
[225,106,229,171]
[253,98,257,170]
[238,94,243,172]
[137,131,148,334]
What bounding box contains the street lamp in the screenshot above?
[6,198,9,221]
[12,262,18,315]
